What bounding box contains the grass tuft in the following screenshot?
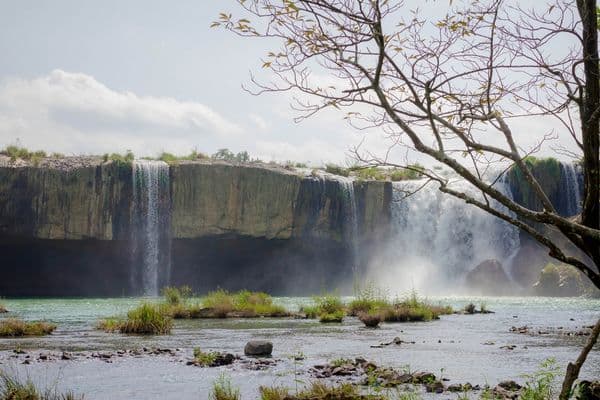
[193,348,219,367]
[0,370,83,400]
[0,304,7,313]
[97,303,172,335]
[0,319,56,337]
[210,374,240,400]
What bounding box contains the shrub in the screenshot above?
[104,150,134,166]
[0,371,84,400]
[319,310,345,323]
[325,164,350,177]
[210,374,240,400]
[0,319,56,337]
[355,167,386,181]
[389,164,424,181]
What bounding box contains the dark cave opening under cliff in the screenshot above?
[0,234,354,297]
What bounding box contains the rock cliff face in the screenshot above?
[0,157,391,296]
[0,156,131,240]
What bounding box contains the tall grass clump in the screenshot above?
[0,319,56,337]
[381,290,452,323]
[98,303,172,335]
[301,294,346,323]
[209,374,240,400]
[200,289,289,318]
[348,285,390,316]
[0,304,7,313]
[0,370,83,400]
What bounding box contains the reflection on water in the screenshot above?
[0,296,598,399]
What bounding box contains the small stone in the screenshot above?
[244,340,273,356]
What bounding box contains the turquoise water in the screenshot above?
[0,296,598,399]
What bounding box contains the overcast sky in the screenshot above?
[0,1,580,165]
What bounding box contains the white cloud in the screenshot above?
[0,70,242,156]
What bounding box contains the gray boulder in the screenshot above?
[244,340,273,356]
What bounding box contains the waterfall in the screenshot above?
[560,162,582,217]
[339,178,360,274]
[375,174,520,293]
[131,160,171,296]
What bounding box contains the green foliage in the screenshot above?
[98,303,172,335]
[325,163,350,177]
[319,310,345,323]
[355,167,387,181]
[212,148,252,163]
[520,358,560,400]
[348,285,390,316]
[381,290,452,322]
[210,374,240,400]
[104,150,135,166]
[0,319,56,337]
[193,348,219,366]
[389,164,424,181]
[306,294,346,323]
[1,146,47,165]
[161,286,192,305]
[0,371,83,400]
[200,289,289,318]
[157,150,208,163]
[259,385,290,400]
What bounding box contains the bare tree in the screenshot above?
[214,1,599,396]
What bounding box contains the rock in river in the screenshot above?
[244,340,273,356]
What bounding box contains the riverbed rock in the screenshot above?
[244,340,273,356]
[465,259,513,295]
[573,380,600,400]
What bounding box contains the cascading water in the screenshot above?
[339,178,360,275]
[560,162,583,217]
[371,174,520,294]
[131,160,171,296]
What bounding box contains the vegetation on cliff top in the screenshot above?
[0,319,56,337]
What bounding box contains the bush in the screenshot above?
[381,291,452,323]
[98,303,172,335]
[325,164,350,177]
[104,150,135,166]
[520,358,560,400]
[0,319,56,337]
[0,371,83,400]
[210,374,240,400]
[202,289,235,318]
[389,165,424,181]
[355,167,386,181]
[319,310,345,323]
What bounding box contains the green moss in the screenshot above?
[508,156,562,210]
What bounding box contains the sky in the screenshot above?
[0,0,581,165]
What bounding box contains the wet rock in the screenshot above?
[13,349,26,354]
[61,352,72,360]
[465,259,513,295]
[412,371,436,384]
[500,345,517,350]
[448,383,474,392]
[510,326,530,334]
[244,340,273,356]
[38,353,48,361]
[573,380,600,400]
[497,380,522,391]
[425,380,445,393]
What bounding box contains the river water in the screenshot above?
[0,296,598,399]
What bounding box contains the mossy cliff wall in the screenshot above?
[0,157,391,296]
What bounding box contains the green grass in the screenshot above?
[162,286,192,305]
[157,150,208,163]
[319,310,345,323]
[200,289,289,318]
[1,146,47,165]
[325,163,350,177]
[381,291,452,323]
[102,151,134,166]
[259,381,388,399]
[520,358,560,400]
[210,374,240,400]
[0,371,83,400]
[348,285,391,316]
[97,303,172,335]
[310,294,346,323]
[0,319,56,337]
